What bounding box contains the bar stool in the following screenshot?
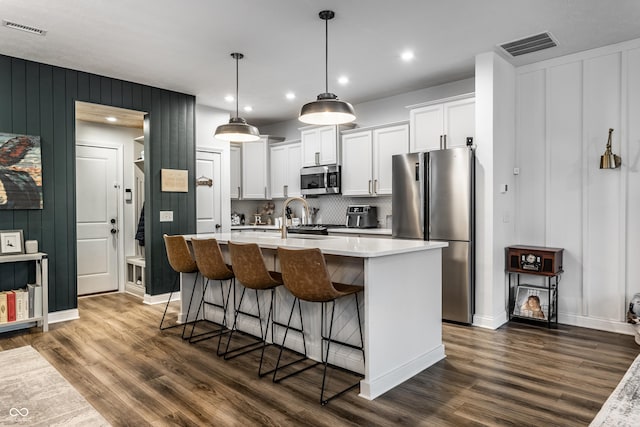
[160,234,199,334]
[275,247,365,405]
[188,238,235,343]
[220,241,285,376]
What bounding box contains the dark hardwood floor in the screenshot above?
[0,293,637,426]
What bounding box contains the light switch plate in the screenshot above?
[160,211,173,222]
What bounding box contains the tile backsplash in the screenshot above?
[232,195,392,228]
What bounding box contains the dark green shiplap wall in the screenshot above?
[0,54,196,312]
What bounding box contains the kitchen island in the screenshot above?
[178,232,447,400]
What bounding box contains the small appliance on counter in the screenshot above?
[345,205,377,228]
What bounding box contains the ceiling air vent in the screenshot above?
[499,32,557,57]
[2,20,47,36]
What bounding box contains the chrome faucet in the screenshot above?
[281,196,310,239]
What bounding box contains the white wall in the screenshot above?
[75,120,142,257]
[515,37,640,334]
[195,104,231,231]
[260,78,475,140]
[473,52,516,329]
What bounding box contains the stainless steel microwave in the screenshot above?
[300,165,341,195]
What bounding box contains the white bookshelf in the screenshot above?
[0,252,48,333]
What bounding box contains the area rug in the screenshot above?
[590,353,640,427]
[0,346,110,426]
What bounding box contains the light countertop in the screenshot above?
[184,232,446,258]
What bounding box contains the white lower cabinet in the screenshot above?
[270,141,302,199]
[341,123,409,196]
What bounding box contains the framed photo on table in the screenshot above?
[0,229,24,255]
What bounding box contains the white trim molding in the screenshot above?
[48,309,80,324]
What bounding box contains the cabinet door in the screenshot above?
[373,124,409,195]
[443,97,475,148]
[286,142,302,197]
[410,104,443,152]
[318,125,338,165]
[270,145,287,198]
[341,130,373,196]
[230,144,241,199]
[242,139,269,199]
[301,128,320,166]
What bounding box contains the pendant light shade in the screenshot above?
[215,53,260,142]
[299,10,356,125]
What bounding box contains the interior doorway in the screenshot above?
[75,102,146,296]
[196,149,222,233]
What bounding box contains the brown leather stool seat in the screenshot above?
[160,234,199,335]
[187,238,235,343]
[220,241,283,376]
[274,247,365,405]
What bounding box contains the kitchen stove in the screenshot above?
[286,224,345,235]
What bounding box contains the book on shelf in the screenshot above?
[15,288,28,321]
[0,292,7,323]
[6,291,16,322]
[27,284,35,318]
[31,284,42,318]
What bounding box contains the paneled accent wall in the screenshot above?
[0,54,196,312]
[515,39,640,332]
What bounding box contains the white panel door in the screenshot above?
[196,150,221,233]
[76,145,119,295]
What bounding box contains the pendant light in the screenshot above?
[299,10,356,125]
[215,52,260,142]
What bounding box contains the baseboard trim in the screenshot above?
[143,292,178,305]
[559,313,636,336]
[473,311,508,330]
[48,309,80,324]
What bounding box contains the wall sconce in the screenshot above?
[600,128,621,169]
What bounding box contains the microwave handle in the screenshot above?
[324,171,328,190]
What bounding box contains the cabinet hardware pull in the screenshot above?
[439,135,443,150]
[368,180,372,194]
[374,179,378,194]
[284,185,288,198]
[238,186,241,200]
[443,134,447,149]
[264,186,267,199]
[315,152,320,166]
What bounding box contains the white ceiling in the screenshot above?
[2,0,640,126]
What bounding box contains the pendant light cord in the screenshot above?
[325,16,329,94]
[235,54,239,119]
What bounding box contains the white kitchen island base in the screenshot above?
[179,232,446,400]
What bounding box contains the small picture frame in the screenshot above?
[0,229,24,255]
[513,286,549,320]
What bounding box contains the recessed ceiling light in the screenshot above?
[224,95,234,102]
[244,106,253,112]
[401,50,415,62]
[286,92,296,100]
[106,117,117,122]
[337,76,349,85]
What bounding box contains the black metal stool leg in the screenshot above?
[189,277,233,344]
[160,272,199,331]
[272,298,319,383]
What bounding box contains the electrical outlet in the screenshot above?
[159,211,173,222]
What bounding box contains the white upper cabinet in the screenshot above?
[341,123,409,196]
[241,136,284,199]
[301,125,346,166]
[230,144,241,199]
[270,141,302,199]
[373,124,409,195]
[409,96,475,152]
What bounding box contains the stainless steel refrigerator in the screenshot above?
[392,147,475,324]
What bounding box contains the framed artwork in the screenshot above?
[0,133,43,209]
[0,230,24,255]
